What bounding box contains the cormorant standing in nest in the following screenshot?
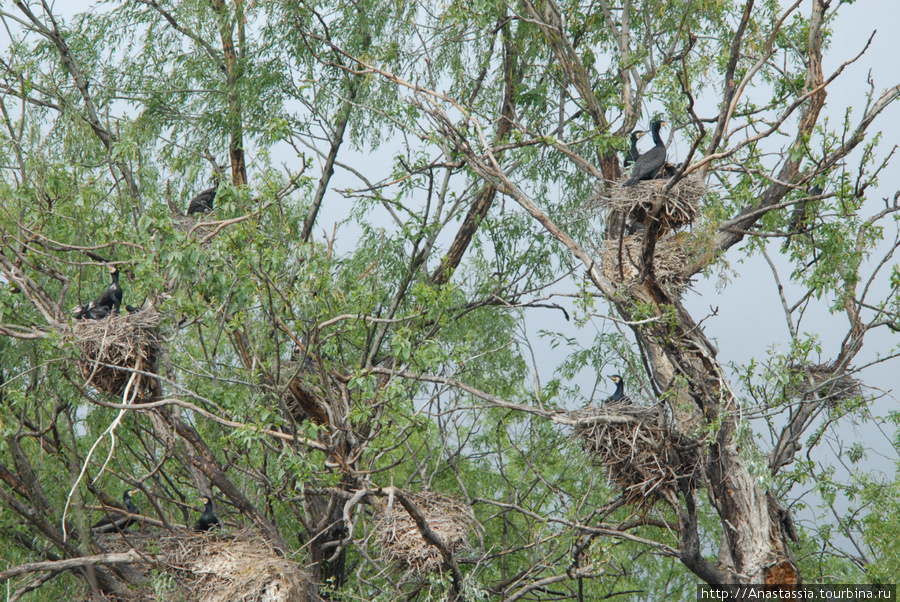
[606,374,626,403]
[92,489,139,533]
[624,130,646,168]
[623,120,666,187]
[187,176,220,215]
[194,496,220,532]
[91,265,123,314]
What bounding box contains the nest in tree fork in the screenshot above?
[786,363,862,406]
[69,310,162,399]
[596,175,706,232]
[375,491,475,575]
[600,233,691,291]
[278,358,330,426]
[94,528,314,602]
[569,403,701,505]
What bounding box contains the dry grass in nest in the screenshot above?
[94,528,313,602]
[71,310,162,399]
[599,233,691,292]
[375,491,474,575]
[786,363,862,406]
[593,175,706,232]
[569,402,700,505]
[174,214,218,246]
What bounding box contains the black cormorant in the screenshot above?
[91,265,123,314]
[194,496,220,532]
[86,302,111,320]
[72,304,91,320]
[92,489,139,533]
[624,130,646,168]
[187,184,217,215]
[623,120,666,187]
[606,374,626,403]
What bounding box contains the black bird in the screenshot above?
[92,489,139,533]
[91,265,123,314]
[624,130,646,168]
[623,120,666,187]
[86,301,111,320]
[72,304,91,320]
[194,496,220,532]
[187,182,218,215]
[606,374,626,403]
[659,161,682,178]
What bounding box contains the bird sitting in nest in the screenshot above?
[605,374,630,404]
[187,175,220,215]
[88,265,123,320]
[92,489,139,533]
[623,130,646,168]
[194,496,221,532]
[623,119,666,187]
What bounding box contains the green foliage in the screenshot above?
[0,0,895,599]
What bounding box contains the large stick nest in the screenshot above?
[599,176,706,232]
[70,310,162,399]
[174,214,218,245]
[94,528,314,602]
[569,403,701,504]
[599,233,691,292]
[786,363,862,406]
[374,491,475,575]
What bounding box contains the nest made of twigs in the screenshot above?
[375,491,475,575]
[594,175,706,232]
[570,402,700,505]
[599,233,692,293]
[71,310,162,399]
[279,358,330,427]
[174,214,218,246]
[94,528,313,602]
[786,363,862,407]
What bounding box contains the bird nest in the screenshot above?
[785,363,862,406]
[569,403,700,505]
[599,233,691,292]
[374,491,475,575]
[596,175,706,232]
[279,359,330,427]
[174,214,218,244]
[94,528,314,602]
[70,310,162,399]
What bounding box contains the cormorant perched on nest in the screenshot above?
[92,489,139,533]
[624,130,646,168]
[194,496,220,532]
[606,374,627,403]
[91,265,123,314]
[623,120,666,187]
[187,180,218,215]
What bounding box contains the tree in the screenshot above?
[0,0,897,600]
